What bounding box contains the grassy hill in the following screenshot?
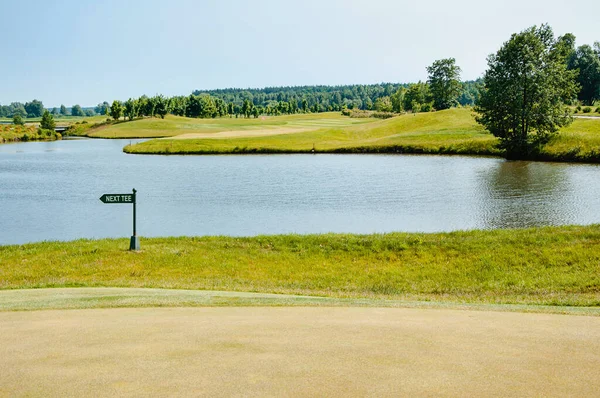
[87,112,372,139]
[120,109,499,155]
[58,108,600,162]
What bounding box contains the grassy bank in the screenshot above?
[0,125,62,143]
[2,226,600,307]
[119,108,600,162]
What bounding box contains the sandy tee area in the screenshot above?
[1,306,599,397]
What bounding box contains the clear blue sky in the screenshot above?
[1,0,598,107]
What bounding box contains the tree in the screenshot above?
[24,100,45,118]
[242,99,253,118]
[60,104,68,116]
[568,44,600,105]
[71,104,84,117]
[10,102,27,118]
[427,58,462,110]
[154,95,169,119]
[301,98,309,113]
[110,100,123,121]
[51,107,58,116]
[13,113,24,125]
[95,102,110,115]
[124,98,137,120]
[391,88,405,112]
[374,96,393,112]
[475,25,579,158]
[40,110,55,130]
[143,96,156,117]
[403,82,432,112]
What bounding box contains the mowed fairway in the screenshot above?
[1,306,599,397]
[88,112,372,139]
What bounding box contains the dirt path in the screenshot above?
[1,307,599,397]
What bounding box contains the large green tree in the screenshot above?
[426,58,462,110]
[475,25,579,158]
[568,44,600,105]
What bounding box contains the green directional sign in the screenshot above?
[99,193,134,204]
[99,189,140,251]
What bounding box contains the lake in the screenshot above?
[1,138,600,245]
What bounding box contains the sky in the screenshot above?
[1,0,599,107]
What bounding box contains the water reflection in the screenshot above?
[476,161,572,229]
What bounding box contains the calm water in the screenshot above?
[1,138,600,245]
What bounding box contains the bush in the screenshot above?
[21,133,29,141]
[576,105,582,111]
[411,101,421,113]
[420,102,434,112]
[372,112,395,119]
[596,107,600,113]
[583,107,592,113]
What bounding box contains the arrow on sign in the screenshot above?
[99,194,134,204]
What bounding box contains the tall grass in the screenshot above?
[2,226,600,306]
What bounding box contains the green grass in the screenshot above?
[119,108,600,162]
[2,226,600,307]
[2,288,599,315]
[88,112,372,139]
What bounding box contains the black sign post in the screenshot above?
[100,188,139,250]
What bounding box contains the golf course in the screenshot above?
[3,5,600,394]
[64,108,600,163]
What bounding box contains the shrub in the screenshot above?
[420,102,434,112]
[596,107,600,113]
[583,107,592,113]
[411,101,421,113]
[21,133,29,141]
[576,105,582,111]
[372,112,395,119]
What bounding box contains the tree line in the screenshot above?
[0,102,97,118]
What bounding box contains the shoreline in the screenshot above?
[122,142,600,165]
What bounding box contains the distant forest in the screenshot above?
[0,80,482,120]
[190,81,482,112]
